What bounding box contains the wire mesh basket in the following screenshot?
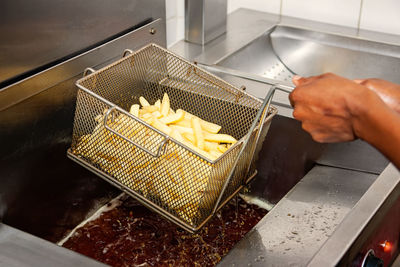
[67,43,277,232]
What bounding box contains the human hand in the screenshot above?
[289,73,379,143]
[354,78,400,113]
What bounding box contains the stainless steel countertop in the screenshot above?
[171,8,400,266]
[0,223,104,267]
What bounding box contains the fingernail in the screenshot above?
[293,75,302,81]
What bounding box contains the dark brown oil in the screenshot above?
[63,195,267,266]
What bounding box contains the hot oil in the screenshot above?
[62,194,267,267]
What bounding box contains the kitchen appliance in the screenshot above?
[1,4,400,266]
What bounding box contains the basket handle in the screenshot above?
[212,84,293,214]
[103,106,169,158]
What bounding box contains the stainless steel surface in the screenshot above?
[308,164,400,267]
[171,9,400,266]
[0,223,104,267]
[317,140,389,174]
[217,25,400,84]
[185,0,227,45]
[69,43,276,232]
[0,0,165,86]
[219,166,377,266]
[0,19,166,111]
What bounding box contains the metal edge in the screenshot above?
[0,19,166,111]
[307,164,400,266]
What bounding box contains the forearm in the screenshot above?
[352,94,400,169]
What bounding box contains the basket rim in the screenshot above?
[73,43,276,164]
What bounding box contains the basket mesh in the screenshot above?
[69,43,276,231]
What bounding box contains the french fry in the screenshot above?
[181,138,215,160]
[160,109,184,124]
[161,93,170,117]
[204,141,219,152]
[151,118,171,135]
[200,120,222,134]
[142,105,159,113]
[170,125,194,134]
[154,99,161,110]
[217,144,228,153]
[177,109,221,133]
[174,117,192,128]
[204,133,237,144]
[170,129,184,143]
[191,117,204,150]
[129,104,140,117]
[182,132,195,144]
[209,150,223,158]
[141,113,152,120]
[152,111,163,118]
[139,96,150,107]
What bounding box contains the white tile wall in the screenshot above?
[360,0,400,35]
[282,0,361,28]
[166,0,184,47]
[227,0,281,14]
[165,0,400,47]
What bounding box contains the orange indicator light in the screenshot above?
[380,240,392,253]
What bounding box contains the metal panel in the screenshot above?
[0,223,104,267]
[185,0,227,45]
[0,19,166,111]
[0,0,165,86]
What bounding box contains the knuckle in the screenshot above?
[312,133,326,143]
[292,108,303,120]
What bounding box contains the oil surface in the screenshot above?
[63,195,267,266]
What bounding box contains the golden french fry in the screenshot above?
[141,113,152,120]
[183,139,215,160]
[170,125,194,134]
[204,133,237,144]
[204,141,219,152]
[209,150,223,159]
[170,129,184,143]
[139,96,150,107]
[129,104,140,117]
[151,118,171,135]
[142,116,154,125]
[160,109,184,124]
[154,99,161,110]
[152,111,163,118]
[191,117,204,150]
[142,105,159,113]
[217,144,228,153]
[177,109,221,133]
[174,117,192,128]
[161,93,170,117]
[139,109,149,116]
[182,132,195,144]
[200,120,222,134]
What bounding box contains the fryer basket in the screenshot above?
[67,43,278,232]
